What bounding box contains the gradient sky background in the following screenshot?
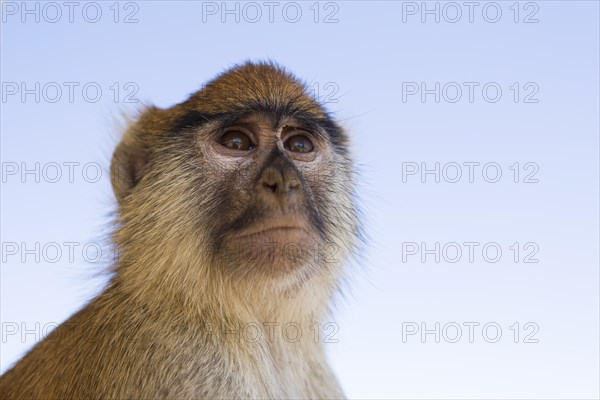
[1,1,599,398]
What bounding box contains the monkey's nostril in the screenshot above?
[263,181,278,193]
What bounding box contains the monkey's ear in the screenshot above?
[110,129,149,203]
[111,106,169,203]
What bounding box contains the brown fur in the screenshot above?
[0,61,359,399]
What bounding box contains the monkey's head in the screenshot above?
[110,62,359,301]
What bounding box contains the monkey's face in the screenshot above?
[112,63,358,288]
[196,113,337,279]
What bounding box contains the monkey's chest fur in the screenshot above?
[0,289,344,399]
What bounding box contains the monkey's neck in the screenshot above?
[104,267,335,383]
[112,258,337,332]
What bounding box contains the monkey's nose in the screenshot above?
[258,166,301,198]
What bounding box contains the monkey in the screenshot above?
[0,61,360,399]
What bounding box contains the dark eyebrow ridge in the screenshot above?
[169,107,342,146]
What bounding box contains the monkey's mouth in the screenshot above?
[219,215,321,271]
[228,215,316,242]
[229,214,316,245]
[234,226,310,239]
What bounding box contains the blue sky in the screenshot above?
[1,1,599,398]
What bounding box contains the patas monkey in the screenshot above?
[1,61,360,399]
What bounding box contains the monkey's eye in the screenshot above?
[284,134,314,153]
[219,131,254,151]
